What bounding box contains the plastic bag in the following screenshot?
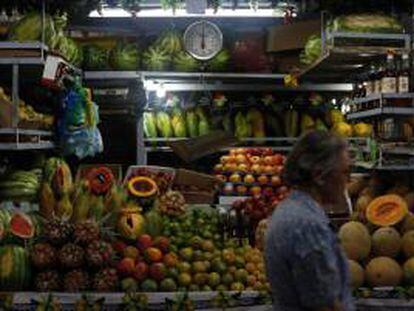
[60,83,104,159]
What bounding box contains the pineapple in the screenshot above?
[73,220,100,245]
[156,190,186,216]
[43,219,73,245]
[34,270,61,291]
[59,243,84,269]
[63,270,89,292]
[92,268,119,292]
[86,240,115,268]
[31,243,57,270]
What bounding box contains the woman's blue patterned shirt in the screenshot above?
[265,190,355,311]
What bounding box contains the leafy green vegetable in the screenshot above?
[331,14,403,33]
[300,35,322,65]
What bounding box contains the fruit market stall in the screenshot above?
[1,0,414,310]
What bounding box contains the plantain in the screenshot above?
[39,183,56,219]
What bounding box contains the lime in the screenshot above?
[178,272,192,287]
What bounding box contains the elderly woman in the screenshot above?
[265,131,354,311]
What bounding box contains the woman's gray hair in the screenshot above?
[282,130,348,188]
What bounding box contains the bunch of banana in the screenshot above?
[15,98,55,129]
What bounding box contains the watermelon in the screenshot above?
[0,209,11,238]
[0,246,31,290]
[9,212,35,239]
[0,222,4,242]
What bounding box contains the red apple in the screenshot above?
[137,234,153,251]
[133,261,149,281]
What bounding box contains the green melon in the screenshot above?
[0,245,31,290]
[338,221,371,261]
[365,257,403,287]
[0,209,11,232]
[401,213,414,233]
[403,258,414,285]
[402,231,414,258]
[348,260,365,289]
[372,227,401,258]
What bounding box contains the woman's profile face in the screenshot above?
[320,149,351,205]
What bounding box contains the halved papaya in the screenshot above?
[9,212,35,239]
[366,194,408,227]
[127,176,158,198]
[87,166,115,195]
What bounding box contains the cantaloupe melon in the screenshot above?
[355,194,374,221]
[348,260,365,289]
[404,192,414,211]
[401,213,414,233]
[366,195,408,227]
[402,230,414,258]
[365,257,403,287]
[403,258,414,285]
[338,221,371,261]
[371,227,401,258]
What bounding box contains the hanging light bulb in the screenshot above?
[156,84,166,98]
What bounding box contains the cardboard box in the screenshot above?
[173,169,220,204]
[174,169,219,189]
[266,19,321,53]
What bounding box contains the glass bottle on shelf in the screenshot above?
[365,65,376,98]
[374,62,384,95]
[398,53,410,93]
[381,50,397,94]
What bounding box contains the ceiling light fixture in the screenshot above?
[89,7,285,18]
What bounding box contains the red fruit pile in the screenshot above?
[215,148,286,197]
[115,234,174,290]
[232,186,290,221]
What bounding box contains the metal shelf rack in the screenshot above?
[0,128,54,150]
[143,137,369,153]
[298,30,411,82]
[140,71,353,92]
[83,71,353,92]
[347,93,414,120]
[0,41,81,151]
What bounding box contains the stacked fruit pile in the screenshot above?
[0,209,42,290]
[9,13,82,65]
[339,187,414,289]
[1,157,272,295]
[0,168,42,202]
[115,209,269,292]
[214,148,286,197]
[232,191,288,223]
[144,105,212,139]
[31,219,118,292]
[143,31,230,72]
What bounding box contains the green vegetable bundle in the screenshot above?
[156,111,173,138]
[300,35,322,65]
[331,14,403,33]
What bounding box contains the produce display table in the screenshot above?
[356,299,414,311]
[1,291,271,310]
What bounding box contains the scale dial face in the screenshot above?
[183,21,223,61]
